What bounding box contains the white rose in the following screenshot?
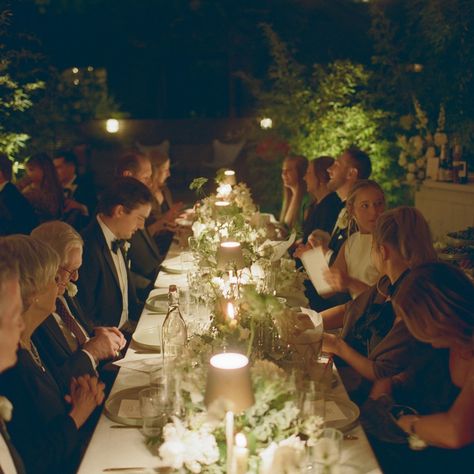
[434,132,448,147]
[0,396,13,422]
[66,282,78,297]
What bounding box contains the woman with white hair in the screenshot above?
[31,221,126,392]
[0,235,105,474]
[0,249,25,474]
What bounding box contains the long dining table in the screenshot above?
[77,245,382,474]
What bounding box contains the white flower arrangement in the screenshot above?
[397,101,452,187]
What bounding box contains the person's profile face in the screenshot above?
[53,157,75,185]
[115,203,151,239]
[136,159,153,188]
[56,247,82,296]
[154,160,171,188]
[281,160,299,187]
[304,164,318,194]
[327,153,352,192]
[352,187,385,233]
[26,164,43,184]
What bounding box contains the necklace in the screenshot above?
[27,342,46,373]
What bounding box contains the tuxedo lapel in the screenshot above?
[92,221,122,290]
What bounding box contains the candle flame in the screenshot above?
[235,432,247,448]
[227,302,235,320]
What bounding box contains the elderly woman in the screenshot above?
[0,249,26,474]
[31,221,126,392]
[0,235,105,474]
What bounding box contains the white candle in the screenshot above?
[226,411,234,474]
[227,302,235,321]
[233,433,249,474]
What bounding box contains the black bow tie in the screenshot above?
[111,239,127,254]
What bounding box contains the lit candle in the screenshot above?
[226,301,238,328]
[233,433,249,474]
[224,169,237,185]
[217,183,232,197]
[225,411,234,474]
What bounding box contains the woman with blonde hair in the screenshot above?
[0,235,105,474]
[280,155,308,231]
[319,207,437,397]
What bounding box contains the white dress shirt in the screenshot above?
[0,430,17,474]
[97,215,129,329]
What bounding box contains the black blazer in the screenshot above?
[0,349,80,474]
[69,174,97,215]
[32,312,96,395]
[77,218,141,327]
[128,228,163,297]
[0,182,39,235]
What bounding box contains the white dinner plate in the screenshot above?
[324,395,360,432]
[161,254,195,274]
[132,327,161,352]
[145,293,168,313]
[104,385,148,426]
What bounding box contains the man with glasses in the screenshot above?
[31,221,127,392]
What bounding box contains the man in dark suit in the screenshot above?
[116,152,164,300]
[31,221,126,393]
[77,177,153,332]
[303,146,372,311]
[53,150,97,229]
[0,248,26,474]
[0,153,38,236]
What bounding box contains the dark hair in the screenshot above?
[344,146,372,180]
[54,150,78,169]
[0,153,13,181]
[97,177,153,216]
[115,152,149,177]
[309,156,334,184]
[26,153,64,217]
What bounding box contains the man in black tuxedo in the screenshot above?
[53,150,97,229]
[0,248,26,474]
[31,221,127,393]
[77,177,153,332]
[304,146,372,311]
[0,153,38,236]
[116,152,164,300]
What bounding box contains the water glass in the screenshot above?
[312,428,343,466]
[300,381,325,420]
[139,387,169,438]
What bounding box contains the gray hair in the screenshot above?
[31,221,83,263]
[0,246,19,318]
[0,235,59,309]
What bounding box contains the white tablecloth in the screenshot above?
[77,247,382,474]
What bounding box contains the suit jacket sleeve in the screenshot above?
[77,238,102,326]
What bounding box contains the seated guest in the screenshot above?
[146,150,183,254]
[295,146,372,311]
[20,153,64,222]
[0,235,104,474]
[280,155,308,233]
[77,177,153,330]
[0,248,26,474]
[324,179,385,299]
[320,207,437,398]
[116,152,163,299]
[53,150,97,228]
[31,221,126,392]
[0,153,38,235]
[301,156,342,244]
[392,263,474,449]
[367,263,474,473]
